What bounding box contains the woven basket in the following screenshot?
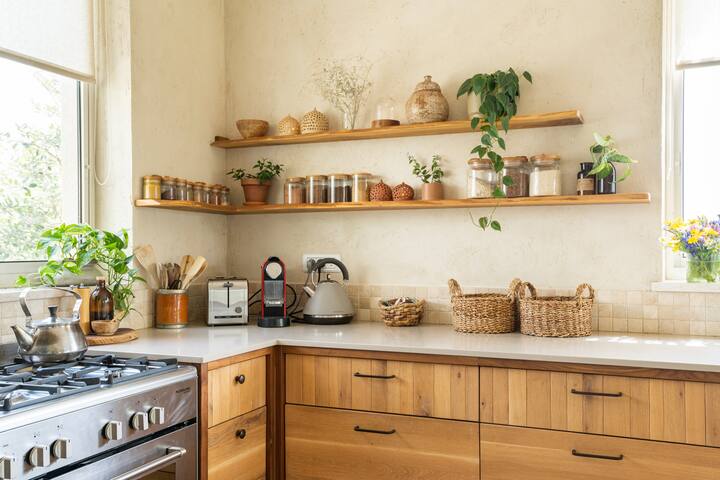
[379,298,425,327]
[300,108,329,134]
[517,282,594,337]
[448,279,521,334]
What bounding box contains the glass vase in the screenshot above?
[686,255,720,283]
[342,111,357,130]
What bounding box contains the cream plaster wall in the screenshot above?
[224,0,663,291]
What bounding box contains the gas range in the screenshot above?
[0,354,197,480]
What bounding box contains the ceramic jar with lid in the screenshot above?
[529,154,562,196]
[284,177,306,204]
[467,159,497,198]
[501,156,530,198]
[406,75,449,124]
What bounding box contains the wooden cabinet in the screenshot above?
[481,424,720,480]
[285,353,479,421]
[285,404,479,480]
[208,356,266,427]
[208,407,266,480]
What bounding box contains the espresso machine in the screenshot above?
[259,256,291,327]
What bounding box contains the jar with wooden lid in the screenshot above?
[467,158,497,198]
[220,186,230,206]
[306,175,328,204]
[529,154,561,196]
[209,184,222,205]
[201,183,212,204]
[142,175,162,200]
[187,182,196,202]
[284,177,306,204]
[175,178,189,201]
[193,181,207,203]
[161,176,177,200]
[351,172,372,202]
[329,174,351,203]
[500,156,529,197]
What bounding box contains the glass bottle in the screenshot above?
[595,163,617,194]
[577,162,596,195]
[467,158,497,198]
[90,277,114,321]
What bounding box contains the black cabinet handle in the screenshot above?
[571,449,623,461]
[353,372,396,380]
[236,429,246,439]
[235,374,246,384]
[354,425,396,435]
[570,388,622,398]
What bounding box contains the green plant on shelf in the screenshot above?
[408,154,444,183]
[227,158,284,183]
[588,133,637,182]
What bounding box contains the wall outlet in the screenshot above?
[302,254,342,273]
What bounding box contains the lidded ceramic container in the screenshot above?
[277,114,300,136]
[300,108,330,134]
[405,75,449,124]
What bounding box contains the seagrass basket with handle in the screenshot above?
[516,282,594,337]
[448,278,521,334]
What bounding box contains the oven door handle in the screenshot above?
[110,446,187,480]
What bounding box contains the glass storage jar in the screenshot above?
[193,181,206,203]
[220,186,230,206]
[175,178,189,201]
[201,183,212,204]
[500,156,529,197]
[284,177,306,204]
[467,159,497,198]
[161,176,177,200]
[529,154,561,196]
[329,174,351,203]
[209,185,222,205]
[351,172,372,202]
[187,182,195,202]
[142,175,162,200]
[306,175,328,204]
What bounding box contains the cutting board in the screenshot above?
[85,328,138,346]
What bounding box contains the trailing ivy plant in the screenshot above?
[588,133,637,182]
[408,154,444,183]
[227,158,284,183]
[457,68,532,231]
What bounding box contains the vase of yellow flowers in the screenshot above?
[661,216,720,283]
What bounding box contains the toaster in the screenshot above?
[207,278,249,325]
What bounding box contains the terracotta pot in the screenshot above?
[241,179,271,204]
[421,182,444,200]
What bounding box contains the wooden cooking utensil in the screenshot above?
[180,256,207,290]
[179,255,193,279]
[133,245,159,289]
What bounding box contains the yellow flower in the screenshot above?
[665,218,686,231]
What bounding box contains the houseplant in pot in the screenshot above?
[588,133,638,194]
[227,158,284,205]
[661,216,720,283]
[408,153,444,200]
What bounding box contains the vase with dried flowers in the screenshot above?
[313,57,373,130]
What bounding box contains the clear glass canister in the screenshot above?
[175,178,188,201]
[220,186,230,206]
[529,154,561,196]
[201,183,212,204]
[142,175,162,200]
[351,172,372,202]
[329,174,351,203]
[500,156,529,198]
[161,176,177,200]
[284,177,306,204]
[209,185,222,205]
[467,159,497,198]
[306,175,328,204]
[193,181,207,203]
[187,182,195,202]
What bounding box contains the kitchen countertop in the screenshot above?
[89,322,720,372]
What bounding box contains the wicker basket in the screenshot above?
[448,279,520,334]
[379,298,425,327]
[516,282,594,337]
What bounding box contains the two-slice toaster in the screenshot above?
[207,278,249,325]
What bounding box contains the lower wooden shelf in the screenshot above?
[135,193,651,216]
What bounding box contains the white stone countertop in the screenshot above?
[88,322,720,372]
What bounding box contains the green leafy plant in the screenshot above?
[408,154,444,183]
[457,68,532,232]
[588,133,637,182]
[227,159,284,183]
[16,224,143,321]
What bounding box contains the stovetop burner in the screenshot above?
[0,354,178,411]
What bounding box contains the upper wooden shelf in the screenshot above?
[211,110,584,149]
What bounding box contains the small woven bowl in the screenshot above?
[236,119,269,139]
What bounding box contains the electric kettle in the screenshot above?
[302,258,354,325]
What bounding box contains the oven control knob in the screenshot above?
[131,412,149,431]
[0,456,15,479]
[27,445,49,467]
[51,439,70,459]
[149,406,165,425]
[103,420,123,441]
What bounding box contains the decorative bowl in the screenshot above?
[236,119,269,139]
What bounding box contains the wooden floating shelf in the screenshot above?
[135,193,650,216]
[211,110,584,149]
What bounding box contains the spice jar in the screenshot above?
[187,182,195,202]
[193,181,207,203]
[210,184,222,205]
[529,154,561,196]
[142,175,162,200]
[175,178,188,201]
[329,174,351,203]
[284,177,306,204]
[500,156,529,198]
[577,162,596,195]
[306,175,328,204]
[220,186,230,206]
[351,172,372,202]
[467,158,497,198]
[161,176,177,200]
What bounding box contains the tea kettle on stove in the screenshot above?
[11,288,88,363]
[302,258,354,325]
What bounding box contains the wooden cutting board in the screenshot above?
[86,328,138,346]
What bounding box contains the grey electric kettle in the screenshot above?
[302,258,354,325]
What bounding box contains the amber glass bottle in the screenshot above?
[90,278,114,321]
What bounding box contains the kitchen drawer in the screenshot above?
[481,424,720,480]
[479,367,720,446]
[285,404,479,480]
[285,353,479,421]
[209,356,266,427]
[208,406,266,480]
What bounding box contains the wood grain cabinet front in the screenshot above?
[481,424,720,480]
[208,356,266,427]
[285,404,479,480]
[208,407,266,480]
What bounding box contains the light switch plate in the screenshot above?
[302,254,342,273]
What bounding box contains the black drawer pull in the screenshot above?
[354,425,396,435]
[353,372,396,380]
[571,388,622,398]
[235,374,246,384]
[572,449,624,461]
[236,429,246,439]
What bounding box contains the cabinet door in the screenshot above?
[208,407,266,480]
[285,404,479,480]
[208,356,266,427]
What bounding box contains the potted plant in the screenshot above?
[588,133,638,194]
[408,154,445,200]
[457,68,532,231]
[661,216,720,283]
[227,159,284,205]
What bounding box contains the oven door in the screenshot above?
[53,424,197,480]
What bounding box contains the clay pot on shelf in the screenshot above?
[421,182,444,200]
[405,75,449,124]
[241,178,271,205]
[235,119,269,139]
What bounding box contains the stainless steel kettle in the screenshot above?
[11,287,88,363]
[302,258,354,325]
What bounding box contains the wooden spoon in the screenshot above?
[179,255,194,279]
[134,245,159,289]
[180,256,207,290]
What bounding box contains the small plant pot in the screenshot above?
[241,179,271,205]
[421,182,444,200]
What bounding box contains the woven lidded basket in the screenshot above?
[517,282,594,337]
[300,108,329,134]
[379,298,425,327]
[448,278,521,334]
